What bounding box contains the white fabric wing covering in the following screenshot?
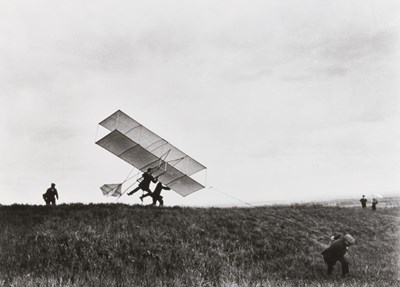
[100,184,122,197]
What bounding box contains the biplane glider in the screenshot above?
[96,110,206,198]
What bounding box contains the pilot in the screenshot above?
[127,168,157,198]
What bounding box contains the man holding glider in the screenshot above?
[140,181,171,206]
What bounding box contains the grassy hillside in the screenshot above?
[0,203,399,286]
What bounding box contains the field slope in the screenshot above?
[0,203,399,286]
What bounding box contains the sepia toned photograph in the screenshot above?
[0,1,399,286]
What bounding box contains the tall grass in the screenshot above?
[0,203,399,286]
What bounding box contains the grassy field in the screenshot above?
[0,202,399,286]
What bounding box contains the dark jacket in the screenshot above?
[44,187,58,200]
[139,172,157,188]
[152,183,171,197]
[322,237,348,264]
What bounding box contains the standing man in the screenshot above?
[322,234,356,277]
[43,183,59,205]
[372,198,378,211]
[360,195,367,209]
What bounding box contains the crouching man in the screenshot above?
[322,234,355,277]
[43,183,59,205]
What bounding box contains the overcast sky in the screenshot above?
[1,0,399,206]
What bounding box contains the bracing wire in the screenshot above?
[125,170,141,183]
[115,181,137,201]
[115,170,142,201]
[208,185,331,240]
[124,167,137,183]
[209,186,255,207]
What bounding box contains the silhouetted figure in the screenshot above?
[43,183,59,205]
[140,182,171,206]
[322,234,355,277]
[360,195,367,209]
[127,168,157,198]
[372,198,378,211]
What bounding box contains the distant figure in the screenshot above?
[145,182,171,206]
[322,234,355,277]
[43,183,59,205]
[127,168,157,198]
[360,195,367,209]
[372,198,378,211]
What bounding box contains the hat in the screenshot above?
[344,234,355,245]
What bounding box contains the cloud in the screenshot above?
[322,29,398,62]
[278,27,399,82]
